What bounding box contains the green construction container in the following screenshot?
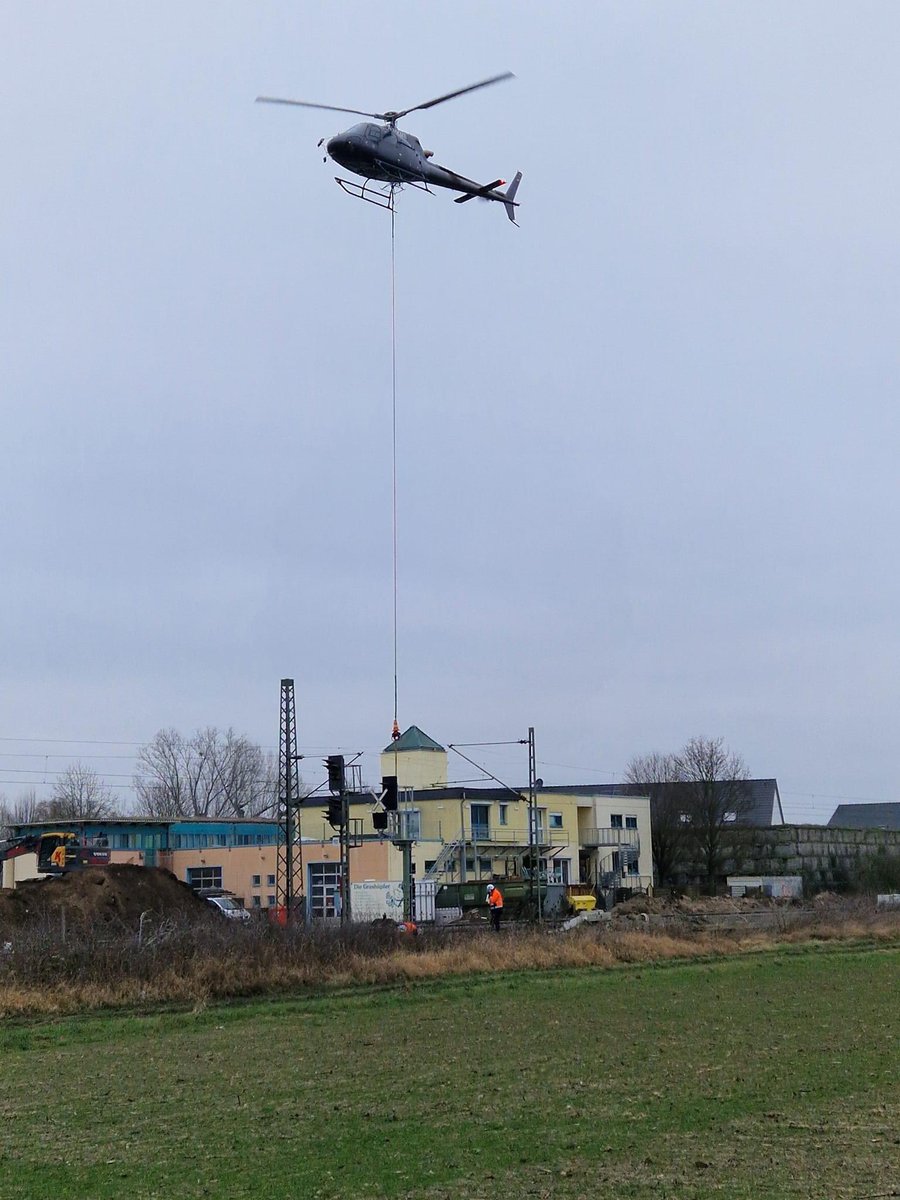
[435,878,556,920]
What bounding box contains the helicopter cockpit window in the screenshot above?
[365,124,383,144]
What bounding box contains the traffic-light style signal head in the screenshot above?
[326,754,345,795]
[372,809,389,832]
[325,797,343,828]
[382,775,398,811]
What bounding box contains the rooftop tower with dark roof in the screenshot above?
[380,725,448,790]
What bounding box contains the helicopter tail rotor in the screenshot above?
[453,179,505,204]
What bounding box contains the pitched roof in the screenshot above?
[736,779,784,826]
[586,779,784,827]
[381,725,446,754]
[828,802,900,830]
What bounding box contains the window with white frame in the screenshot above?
[398,809,421,840]
[546,858,570,884]
[549,812,563,829]
[499,803,509,826]
[530,808,546,840]
[186,866,222,891]
[610,814,623,829]
[470,804,490,840]
[625,815,638,829]
[308,862,342,920]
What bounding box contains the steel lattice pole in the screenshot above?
[277,679,302,920]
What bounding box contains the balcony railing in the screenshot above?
[599,873,654,893]
[580,827,641,850]
[463,826,570,848]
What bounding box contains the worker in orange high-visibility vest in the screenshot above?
[486,882,503,932]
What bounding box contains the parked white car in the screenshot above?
[199,889,251,921]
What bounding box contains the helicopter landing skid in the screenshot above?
[334,176,433,211]
[335,177,397,211]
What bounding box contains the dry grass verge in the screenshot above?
[1,900,898,1018]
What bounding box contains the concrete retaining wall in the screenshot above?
[728,824,900,886]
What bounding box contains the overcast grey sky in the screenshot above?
[3,2,899,820]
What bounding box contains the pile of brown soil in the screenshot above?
[614,893,780,917]
[0,865,209,930]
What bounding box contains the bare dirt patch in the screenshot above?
[614,892,782,916]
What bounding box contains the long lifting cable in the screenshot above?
[390,192,400,739]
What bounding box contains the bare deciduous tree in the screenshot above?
[676,736,751,891]
[624,737,753,889]
[134,727,277,819]
[44,764,116,820]
[0,789,43,838]
[623,751,685,887]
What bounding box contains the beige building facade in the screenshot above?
[371,726,653,892]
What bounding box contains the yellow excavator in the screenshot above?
[1,830,111,889]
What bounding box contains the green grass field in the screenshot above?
[1,946,897,1199]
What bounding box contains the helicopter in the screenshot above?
[256,72,522,223]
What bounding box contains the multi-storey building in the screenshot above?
[368,726,652,892]
[3,726,653,916]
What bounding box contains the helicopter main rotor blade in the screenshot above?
[393,71,514,119]
[255,96,383,119]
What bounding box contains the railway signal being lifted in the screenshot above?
[256,72,522,222]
